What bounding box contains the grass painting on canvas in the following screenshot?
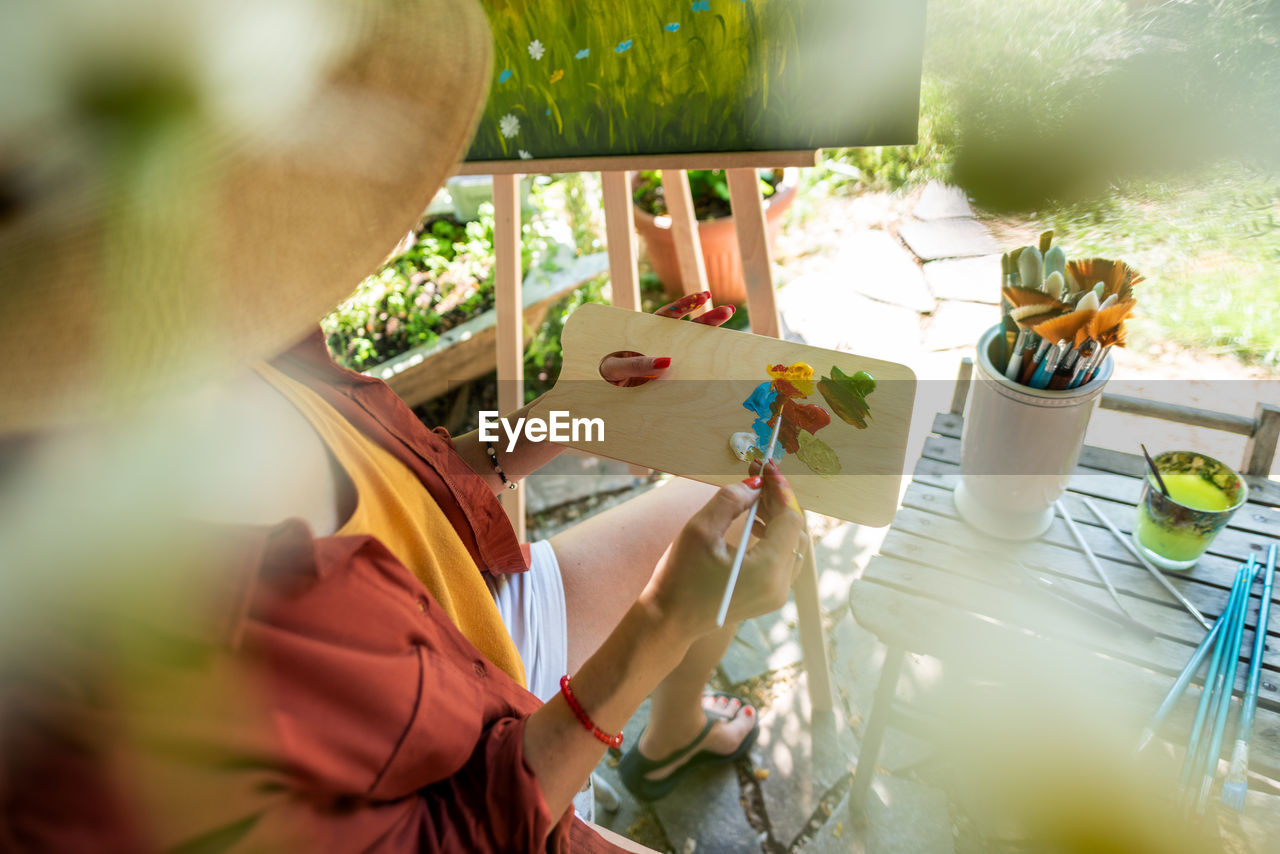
[467,0,927,162]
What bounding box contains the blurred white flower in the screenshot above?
[0,0,345,145]
[527,39,545,60]
[499,114,520,138]
[518,149,532,160]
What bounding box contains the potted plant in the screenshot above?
[631,168,798,305]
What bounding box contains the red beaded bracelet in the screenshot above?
[559,675,624,749]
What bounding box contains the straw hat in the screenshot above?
[0,0,493,431]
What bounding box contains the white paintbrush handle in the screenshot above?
[1055,499,1133,619]
[1080,496,1211,630]
[715,415,784,627]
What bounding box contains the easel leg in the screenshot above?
[602,170,649,477]
[493,173,525,539]
[601,171,641,311]
[795,541,835,715]
[725,167,780,338]
[848,645,906,816]
[665,170,709,299]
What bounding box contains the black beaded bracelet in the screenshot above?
[484,442,517,490]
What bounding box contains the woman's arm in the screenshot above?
[522,466,804,823]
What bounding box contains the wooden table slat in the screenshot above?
[848,578,1280,781]
[913,441,1280,564]
[875,528,1280,696]
[893,482,1280,638]
[854,410,1280,792]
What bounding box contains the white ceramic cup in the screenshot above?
[954,324,1113,540]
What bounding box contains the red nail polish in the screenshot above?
[742,475,763,489]
[652,356,672,369]
[743,707,753,717]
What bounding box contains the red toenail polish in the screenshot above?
[744,707,753,717]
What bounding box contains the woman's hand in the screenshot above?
[638,463,807,642]
[598,291,736,387]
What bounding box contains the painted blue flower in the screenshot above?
[575,48,590,59]
[691,0,710,11]
[743,381,777,418]
[664,22,680,32]
[545,108,552,116]
[615,39,632,53]
[497,68,513,84]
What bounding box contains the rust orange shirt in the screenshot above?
[1,330,624,853]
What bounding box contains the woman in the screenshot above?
[0,1,808,851]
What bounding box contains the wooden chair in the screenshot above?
[950,357,1280,476]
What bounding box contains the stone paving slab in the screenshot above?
[525,451,643,514]
[922,301,999,353]
[804,776,956,854]
[838,230,936,313]
[778,273,923,363]
[720,603,804,687]
[922,255,1002,304]
[829,614,936,774]
[812,522,882,616]
[912,181,975,222]
[899,219,1001,261]
[755,673,859,846]
[720,618,775,686]
[650,762,758,854]
[592,701,658,846]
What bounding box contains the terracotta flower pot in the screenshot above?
[632,169,798,306]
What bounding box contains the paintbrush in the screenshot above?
[716,413,785,627]
[1019,564,1156,640]
[1136,577,1245,753]
[1140,444,1170,497]
[1066,257,1143,304]
[1176,557,1257,801]
[1054,500,1136,619]
[1221,543,1277,810]
[1066,338,1096,388]
[1080,497,1210,630]
[1193,554,1257,814]
[1003,304,1060,381]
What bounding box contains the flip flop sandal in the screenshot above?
[617,692,760,803]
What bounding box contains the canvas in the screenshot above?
[466,0,928,163]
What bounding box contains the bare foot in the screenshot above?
[636,695,756,782]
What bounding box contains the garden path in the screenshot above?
[522,182,1280,853]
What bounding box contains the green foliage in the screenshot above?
[811,0,1280,367]
[322,206,553,373]
[523,273,608,403]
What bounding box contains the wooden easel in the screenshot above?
[459,151,834,714]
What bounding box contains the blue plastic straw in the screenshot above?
[1176,557,1257,795]
[1193,556,1258,812]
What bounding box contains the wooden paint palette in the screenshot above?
[530,304,916,526]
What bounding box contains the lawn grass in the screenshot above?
[1037,164,1280,366]
[818,0,1280,368]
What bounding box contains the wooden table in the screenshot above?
[846,406,1280,816]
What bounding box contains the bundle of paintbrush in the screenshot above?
[995,230,1141,390]
[1135,544,1276,816]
